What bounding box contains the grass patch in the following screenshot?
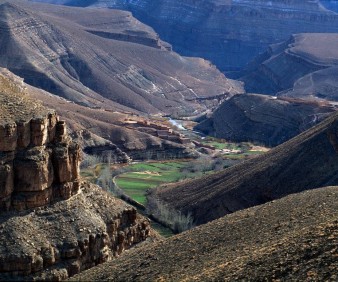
[115,162,187,204]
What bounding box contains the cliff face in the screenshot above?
[40,0,338,73]
[0,70,153,280]
[0,80,80,211]
[0,183,152,281]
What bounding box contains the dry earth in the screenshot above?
[69,186,338,281]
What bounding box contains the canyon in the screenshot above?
[0,1,337,280]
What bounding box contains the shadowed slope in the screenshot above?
[69,186,338,281]
[242,33,338,98]
[153,110,338,225]
[195,93,336,146]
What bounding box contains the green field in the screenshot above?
[115,162,187,205]
[201,137,251,151]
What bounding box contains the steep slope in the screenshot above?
[0,69,155,280]
[195,94,336,146]
[0,0,241,115]
[242,33,338,97]
[151,110,338,225]
[33,0,338,73]
[70,186,338,281]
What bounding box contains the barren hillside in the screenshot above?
[70,186,338,281]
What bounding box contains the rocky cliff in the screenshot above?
[0,72,80,211]
[0,70,153,280]
[39,0,338,73]
[195,93,336,146]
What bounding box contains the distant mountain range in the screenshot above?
[0,0,241,115]
[30,0,338,74]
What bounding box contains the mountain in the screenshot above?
[195,93,336,146]
[69,186,338,281]
[150,110,338,225]
[31,0,338,74]
[0,69,156,280]
[241,33,338,98]
[0,0,241,115]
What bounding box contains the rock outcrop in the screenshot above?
[195,93,336,146]
[0,183,152,281]
[0,74,80,211]
[46,0,338,73]
[0,70,154,280]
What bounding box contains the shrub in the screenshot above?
[146,196,195,233]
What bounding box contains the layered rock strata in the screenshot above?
[49,0,338,73]
[241,33,338,97]
[195,93,336,146]
[0,182,152,281]
[0,71,153,280]
[0,110,81,211]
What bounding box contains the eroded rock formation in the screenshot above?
[0,70,153,280]
[0,111,81,211]
[0,183,152,280]
[195,93,336,146]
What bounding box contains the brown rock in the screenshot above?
[16,120,31,149]
[30,117,49,147]
[0,123,17,152]
[14,148,54,192]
